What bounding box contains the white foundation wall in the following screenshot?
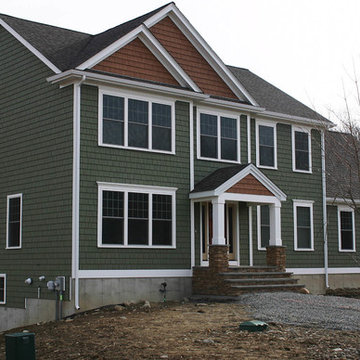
[0,277,192,332]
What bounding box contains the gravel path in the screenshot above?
[237,292,360,331]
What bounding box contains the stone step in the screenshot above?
[227,266,279,273]
[224,278,299,286]
[220,271,293,278]
[231,283,306,294]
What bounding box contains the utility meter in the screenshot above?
[55,276,66,292]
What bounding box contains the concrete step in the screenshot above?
[220,271,293,278]
[231,283,306,294]
[225,278,299,286]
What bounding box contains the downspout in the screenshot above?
[73,75,86,310]
[247,115,251,163]
[321,130,329,288]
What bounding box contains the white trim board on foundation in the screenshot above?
[287,267,360,275]
[78,269,192,279]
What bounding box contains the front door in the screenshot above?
[200,202,238,264]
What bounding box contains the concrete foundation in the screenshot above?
[0,276,192,332]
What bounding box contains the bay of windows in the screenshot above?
[99,184,175,248]
[199,111,239,162]
[101,92,174,153]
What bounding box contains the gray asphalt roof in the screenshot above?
[325,130,360,200]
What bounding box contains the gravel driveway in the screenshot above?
[237,292,360,331]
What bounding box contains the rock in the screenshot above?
[114,305,125,312]
[160,355,169,359]
[195,303,208,307]
[299,288,310,294]
[119,316,127,320]
[142,300,151,308]
[333,348,342,352]
[202,339,215,344]
[65,318,74,322]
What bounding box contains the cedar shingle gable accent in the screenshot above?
[226,174,273,196]
[150,16,238,100]
[93,38,179,86]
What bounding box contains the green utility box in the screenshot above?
[5,332,35,360]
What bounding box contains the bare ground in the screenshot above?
[1,301,359,359]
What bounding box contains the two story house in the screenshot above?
[0,3,359,331]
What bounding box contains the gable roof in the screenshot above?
[326,130,360,201]
[228,66,331,124]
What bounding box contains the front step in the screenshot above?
[220,271,293,279]
[228,266,278,273]
[231,283,306,293]
[224,277,299,286]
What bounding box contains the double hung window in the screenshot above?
[6,194,22,249]
[257,205,270,250]
[257,121,277,168]
[100,90,174,153]
[292,127,311,172]
[338,207,355,252]
[198,110,240,162]
[293,200,314,251]
[98,183,176,248]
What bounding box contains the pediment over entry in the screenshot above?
[190,164,286,202]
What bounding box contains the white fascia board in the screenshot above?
[78,269,192,279]
[200,97,264,113]
[0,18,61,74]
[164,7,259,106]
[47,69,210,100]
[259,110,334,129]
[326,197,360,205]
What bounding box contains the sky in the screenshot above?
[1,0,360,122]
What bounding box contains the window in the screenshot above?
[198,110,240,162]
[0,275,6,304]
[292,127,311,172]
[293,200,314,251]
[6,194,22,249]
[100,90,175,153]
[256,121,277,169]
[257,205,270,250]
[338,207,355,252]
[98,183,176,248]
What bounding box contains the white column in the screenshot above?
[269,202,282,246]
[212,198,226,245]
[248,206,253,266]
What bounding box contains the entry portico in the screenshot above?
[190,164,287,269]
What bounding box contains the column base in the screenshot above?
[266,246,286,271]
[209,245,229,273]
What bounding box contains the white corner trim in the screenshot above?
[78,269,192,279]
[247,115,251,164]
[6,193,23,250]
[0,274,6,305]
[0,18,61,74]
[292,126,312,173]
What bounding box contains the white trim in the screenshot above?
[326,197,360,205]
[247,115,251,163]
[293,200,314,251]
[98,87,176,154]
[0,19,61,74]
[189,101,194,191]
[292,126,312,173]
[248,206,253,266]
[78,269,192,278]
[257,205,270,251]
[0,274,6,305]
[97,182,177,248]
[201,98,264,113]
[197,107,241,164]
[337,206,356,252]
[256,119,277,170]
[6,193,23,249]
[190,200,195,268]
[287,267,360,275]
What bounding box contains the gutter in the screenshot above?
[321,130,329,288]
[73,75,86,310]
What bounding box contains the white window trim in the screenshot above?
[257,205,269,251]
[6,194,23,250]
[197,107,241,164]
[0,274,6,305]
[292,126,312,173]
[97,182,177,249]
[98,87,176,155]
[256,119,277,170]
[337,205,356,252]
[293,199,314,251]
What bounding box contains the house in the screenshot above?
[0,2,359,331]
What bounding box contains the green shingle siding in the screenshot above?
[79,86,191,269]
[0,28,73,307]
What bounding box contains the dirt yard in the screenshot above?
[1,301,359,359]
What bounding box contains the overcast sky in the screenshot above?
[1,0,360,121]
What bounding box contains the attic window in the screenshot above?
[100,90,175,154]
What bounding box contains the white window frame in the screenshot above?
[292,126,312,173]
[337,206,356,252]
[197,107,241,164]
[98,87,176,155]
[256,119,277,170]
[0,274,6,304]
[97,182,177,249]
[257,205,270,251]
[6,194,23,249]
[293,199,314,251]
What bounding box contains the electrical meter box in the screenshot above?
[5,332,35,360]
